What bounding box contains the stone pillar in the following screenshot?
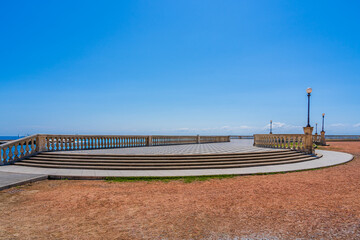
[147,136,152,146]
[227,136,231,142]
[197,135,201,144]
[303,127,314,154]
[36,135,47,152]
[320,131,326,146]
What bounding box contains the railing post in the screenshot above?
[320,130,326,146]
[303,127,314,154]
[36,135,47,152]
[147,136,152,146]
[197,135,200,144]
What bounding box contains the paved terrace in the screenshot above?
[0,140,354,180]
[59,139,279,155]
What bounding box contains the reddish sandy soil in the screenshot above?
[1,142,360,240]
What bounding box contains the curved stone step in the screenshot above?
[27,153,305,163]
[14,156,318,170]
[38,149,292,158]
[34,151,300,160]
[22,154,311,166]
[18,157,314,167]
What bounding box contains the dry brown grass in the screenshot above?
[1,142,360,240]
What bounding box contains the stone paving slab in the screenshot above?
[57,139,280,155]
[0,172,47,191]
[0,150,353,178]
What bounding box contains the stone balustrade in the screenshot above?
[0,135,37,165]
[254,133,314,154]
[200,136,230,143]
[313,134,322,144]
[0,134,230,165]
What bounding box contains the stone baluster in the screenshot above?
[71,137,75,150]
[67,137,71,150]
[75,137,78,150]
[73,137,76,150]
[31,138,35,153]
[20,141,25,158]
[50,136,54,151]
[62,137,66,150]
[60,137,64,150]
[2,147,7,164]
[58,137,62,150]
[13,143,19,160]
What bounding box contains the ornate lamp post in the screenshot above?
[303,88,314,154]
[270,120,273,134]
[306,88,312,127]
[320,113,326,146]
[315,123,318,134]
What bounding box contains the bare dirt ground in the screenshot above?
[1,142,360,240]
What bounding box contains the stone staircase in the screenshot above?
[14,150,320,170]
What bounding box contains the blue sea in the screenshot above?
[0,136,25,140]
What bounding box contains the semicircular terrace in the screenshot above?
[0,137,353,178]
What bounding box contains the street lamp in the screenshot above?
[270,120,273,134]
[322,113,325,132]
[306,88,312,127]
[315,123,318,134]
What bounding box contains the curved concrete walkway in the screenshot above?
[0,149,353,179]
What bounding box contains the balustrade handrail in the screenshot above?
[0,134,230,166]
[0,135,38,148]
[254,134,305,137]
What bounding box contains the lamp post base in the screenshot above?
[320,131,326,146]
[303,127,314,154]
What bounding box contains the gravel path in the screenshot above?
[0,142,359,239]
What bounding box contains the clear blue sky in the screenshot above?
[1,0,359,136]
